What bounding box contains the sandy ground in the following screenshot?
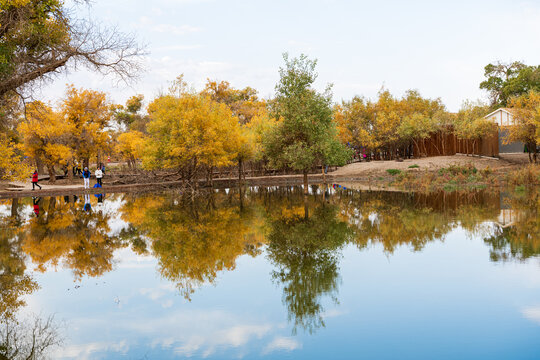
[330,154,526,177]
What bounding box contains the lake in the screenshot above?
[0,185,539,359]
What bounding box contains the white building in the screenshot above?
[484,108,523,153]
[484,108,515,127]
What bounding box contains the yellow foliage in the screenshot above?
[144,93,242,171]
[18,101,74,170]
[0,135,29,180]
[116,130,146,165]
[61,85,111,161]
[507,91,540,146]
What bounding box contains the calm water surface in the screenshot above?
[0,186,539,359]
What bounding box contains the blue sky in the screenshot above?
[45,0,540,111]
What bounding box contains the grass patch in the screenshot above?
[386,169,402,176]
[408,164,419,169]
[507,164,540,186]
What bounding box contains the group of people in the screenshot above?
[31,163,105,190]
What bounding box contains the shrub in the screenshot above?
[386,169,402,176]
[507,164,540,186]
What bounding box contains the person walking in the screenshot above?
[95,166,103,187]
[82,167,91,189]
[31,170,42,190]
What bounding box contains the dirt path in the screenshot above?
[331,155,521,177]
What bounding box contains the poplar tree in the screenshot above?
[265,54,350,194]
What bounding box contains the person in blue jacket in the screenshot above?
[83,167,91,189]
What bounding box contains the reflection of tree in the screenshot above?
[21,196,127,279]
[266,203,353,334]
[0,314,62,360]
[484,191,540,262]
[338,190,500,253]
[121,191,266,299]
[0,209,38,320]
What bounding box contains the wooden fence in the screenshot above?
[413,129,499,158]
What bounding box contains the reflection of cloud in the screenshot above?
[55,340,128,360]
[522,306,540,324]
[175,324,272,357]
[262,336,301,354]
[115,248,155,269]
[322,308,346,319]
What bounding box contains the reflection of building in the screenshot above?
[496,192,523,228]
[484,108,524,154]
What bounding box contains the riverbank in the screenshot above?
[1,155,537,198]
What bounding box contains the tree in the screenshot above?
[454,101,495,156]
[18,101,73,183]
[143,92,242,184]
[116,130,146,169]
[203,80,265,124]
[265,54,350,194]
[0,135,29,181]
[479,61,540,107]
[507,91,540,163]
[0,0,143,98]
[111,94,149,132]
[61,85,111,168]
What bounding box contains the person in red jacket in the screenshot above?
[32,170,41,190]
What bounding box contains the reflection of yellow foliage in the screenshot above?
[121,191,265,299]
[21,197,126,279]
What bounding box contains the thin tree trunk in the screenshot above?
[67,160,74,184]
[303,170,308,195]
[238,159,242,185]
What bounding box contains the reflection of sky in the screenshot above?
[19,225,540,359]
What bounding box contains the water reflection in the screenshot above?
[484,191,540,262]
[0,186,538,353]
[266,201,353,334]
[20,195,128,279]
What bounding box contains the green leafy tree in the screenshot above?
[265,54,350,193]
[479,61,540,107]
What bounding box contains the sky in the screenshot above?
[42,0,540,111]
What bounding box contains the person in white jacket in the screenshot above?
[95,167,103,187]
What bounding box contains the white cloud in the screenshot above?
[151,24,202,35]
[262,336,302,354]
[522,306,540,325]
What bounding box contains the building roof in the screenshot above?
[484,107,514,119]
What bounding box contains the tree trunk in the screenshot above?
[11,198,19,218]
[67,160,74,184]
[303,170,308,195]
[322,164,326,184]
[303,194,309,220]
[47,164,56,184]
[238,159,242,185]
[36,157,44,175]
